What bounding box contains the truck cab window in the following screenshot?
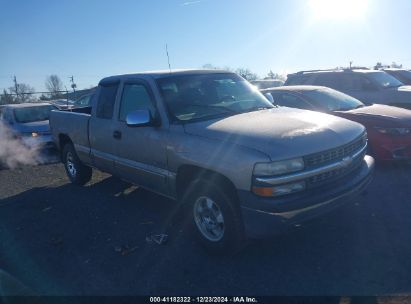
[96,84,119,119]
[119,84,156,121]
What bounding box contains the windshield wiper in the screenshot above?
[184,104,239,114]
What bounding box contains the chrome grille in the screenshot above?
[304,133,366,168]
[307,152,365,187]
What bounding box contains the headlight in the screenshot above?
[254,158,304,176]
[22,132,39,137]
[375,127,411,135]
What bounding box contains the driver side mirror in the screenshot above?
[126,110,153,127]
[263,93,274,104]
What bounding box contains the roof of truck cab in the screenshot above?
[99,69,234,84]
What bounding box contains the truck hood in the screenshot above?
[338,104,411,126]
[183,108,365,161]
[15,120,51,134]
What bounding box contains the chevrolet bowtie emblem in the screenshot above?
[341,156,353,168]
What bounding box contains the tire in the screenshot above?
[182,179,246,255]
[62,143,92,185]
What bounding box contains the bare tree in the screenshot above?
[201,64,258,80]
[45,75,64,98]
[202,63,218,70]
[0,89,16,105]
[202,64,233,71]
[391,62,403,69]
[374,62,383,70]
[265,70,286,81]
[374,62,403,69]
[235,68,258,81]
[9,83,36,103]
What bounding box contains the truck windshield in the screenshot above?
[367,72,403,88]
[13,105,56,123]
[156,73,274,122]
[302,88,365,111]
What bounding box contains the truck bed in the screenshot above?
[50,108,91,160]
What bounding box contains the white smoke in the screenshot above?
[0,122,47,169]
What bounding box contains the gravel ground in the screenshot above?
[0,162,411,299]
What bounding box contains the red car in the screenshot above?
[262,85,411,161]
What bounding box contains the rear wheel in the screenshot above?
[62,143,92,185]
[183,179,246,255]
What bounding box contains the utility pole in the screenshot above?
[166,44,171,73]
[69,76,76,92]
[13,75,19,101]
[349,61,353,70]
[69,75,77,100]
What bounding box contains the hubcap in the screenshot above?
[66,152,76,177]
[193,196,225,242]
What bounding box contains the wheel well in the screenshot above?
[58,134,72,158]
[176,165,238,202]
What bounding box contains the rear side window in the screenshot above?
[314,73,373,91]
[96,84,119,119]
[275,93,312,110]
[313,74,341,89]
[338,74,372,91]
[119,83,156,121]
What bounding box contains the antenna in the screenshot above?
[166,44,172,73]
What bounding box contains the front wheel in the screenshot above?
[183,179,246,255]
[62,143,92,185]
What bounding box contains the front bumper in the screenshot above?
[239,155,375,238]
[21,134,56,150]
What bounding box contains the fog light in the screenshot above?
[252,181,306,197]
[31,132,39,137]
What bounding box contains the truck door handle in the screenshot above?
[113,130,122,139]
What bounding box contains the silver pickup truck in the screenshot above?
[50,70,374,253]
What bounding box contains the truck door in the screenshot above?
[112,80,169,195]
[89,81,119,173]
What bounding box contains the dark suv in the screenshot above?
[285,69,411,110]
[382,68,411,85]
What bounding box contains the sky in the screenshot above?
[1,0,411,92]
